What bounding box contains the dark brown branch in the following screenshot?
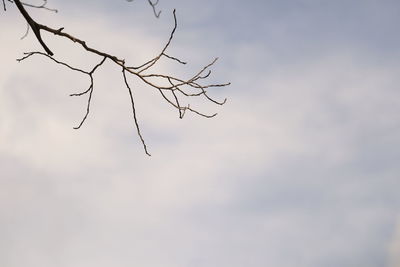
[40,24,124,63]
[14,4,229,155]
[6,1,56,39]
[13,0,54,55]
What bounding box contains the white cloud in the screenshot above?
[1,1,400,267]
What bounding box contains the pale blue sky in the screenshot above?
[1,1,400,267]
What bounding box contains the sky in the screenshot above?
[1,0,400,266]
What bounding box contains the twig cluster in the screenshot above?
[9,0,229,155]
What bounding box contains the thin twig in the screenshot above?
[148,0,161,18]
[8,0,57,12]
[72,57,107,129]
[126,0,161,18]
[20,22,30,40]
[122,68,151,156]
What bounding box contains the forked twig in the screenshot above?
[7,0,57,12]
[126,0,161,18]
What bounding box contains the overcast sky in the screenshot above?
[1,1,400,267]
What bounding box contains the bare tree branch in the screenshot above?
[10,0,229,155]
[126,0,161,18]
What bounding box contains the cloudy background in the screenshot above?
[1,0,400,266]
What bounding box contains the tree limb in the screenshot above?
[11,1,229,155]
[14,0,54,55]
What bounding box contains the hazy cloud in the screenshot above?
[1,1,400,267]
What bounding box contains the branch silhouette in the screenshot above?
[9,0,229,155]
